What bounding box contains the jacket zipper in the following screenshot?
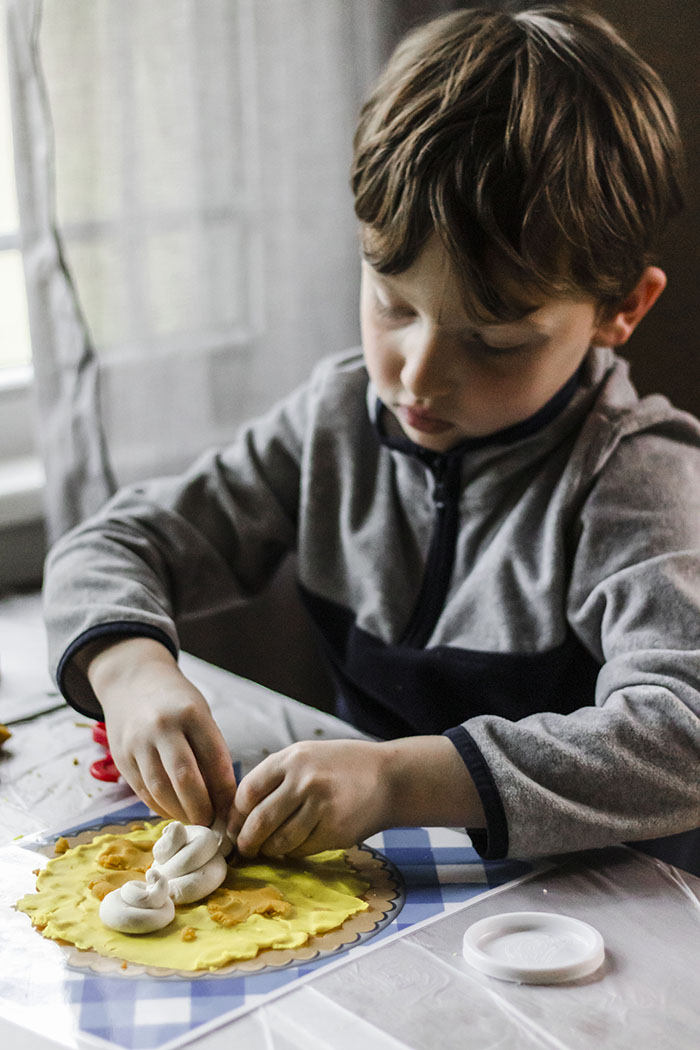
[399,452,463,648]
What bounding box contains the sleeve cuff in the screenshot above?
[444,723,509,859]
[57,622,179,719]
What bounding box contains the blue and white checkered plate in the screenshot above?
[2,800,533,1050]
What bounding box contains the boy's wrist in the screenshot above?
[77,636,177,697]
[380,735,486,831]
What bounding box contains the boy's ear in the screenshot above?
[593,266,667,347]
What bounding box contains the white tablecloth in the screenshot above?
[2,593,699,1050]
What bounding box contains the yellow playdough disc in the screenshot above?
[16,820,377,972]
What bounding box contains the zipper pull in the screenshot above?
[432,461,448,509]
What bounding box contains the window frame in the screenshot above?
[0,370,43,527]
[0,0,43,534]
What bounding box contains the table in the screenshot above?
[2,593,699,1050]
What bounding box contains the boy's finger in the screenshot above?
[138,759,190,823]
[235,787,299,857]
[226,804,244,843]
[158,740,213,826]
[260,804,319,858]
[189,725,238,822]
[204,755,238,824]
[121,759,167,820]
[233,760,285,819]
[289,824,340,857]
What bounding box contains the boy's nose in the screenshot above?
[400,329,452,400]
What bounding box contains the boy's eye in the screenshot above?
[373,296,416,321]
[468,335,529,356]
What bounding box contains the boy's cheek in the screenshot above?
[362,329,400,393]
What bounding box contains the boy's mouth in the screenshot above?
[397,403,453,435]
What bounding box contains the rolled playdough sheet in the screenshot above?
[16,819,402,974]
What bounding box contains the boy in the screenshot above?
[44,4,700,872]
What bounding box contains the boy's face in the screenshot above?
[360,232,602,453]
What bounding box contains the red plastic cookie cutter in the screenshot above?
[90,721,121,782]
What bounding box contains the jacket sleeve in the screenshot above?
[456,413,700,860]
[43,378,312,717]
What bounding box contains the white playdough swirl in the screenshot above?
[150,821,228,905]
[210,815,234,858]
[99,867,175,934]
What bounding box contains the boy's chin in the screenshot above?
[399,423,461,454]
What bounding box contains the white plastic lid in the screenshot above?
[462,911,605,985]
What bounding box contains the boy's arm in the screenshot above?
[43,377,316,824]
[44,378,312,719]
[457,422,700,860]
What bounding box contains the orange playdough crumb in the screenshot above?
[207,885,291,928]
[54,837,70,855]
[181,927,197,942]
[97,838,153,872]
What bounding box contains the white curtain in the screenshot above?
[6,0,376,540]
[7,0,460,541]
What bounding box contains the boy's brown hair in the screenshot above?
[351,3,684,320]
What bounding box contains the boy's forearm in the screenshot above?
[380,735,486,830]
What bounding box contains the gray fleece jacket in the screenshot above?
[43,345,700,870]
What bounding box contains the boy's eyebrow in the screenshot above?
[366,268,404,291]
[480,312,544,334]
[465,321,547,346]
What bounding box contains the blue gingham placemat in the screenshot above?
[5,802,532,1050]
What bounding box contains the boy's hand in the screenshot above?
[229,735,485,857]
[230,740,391,857]
[80,638,237,827]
